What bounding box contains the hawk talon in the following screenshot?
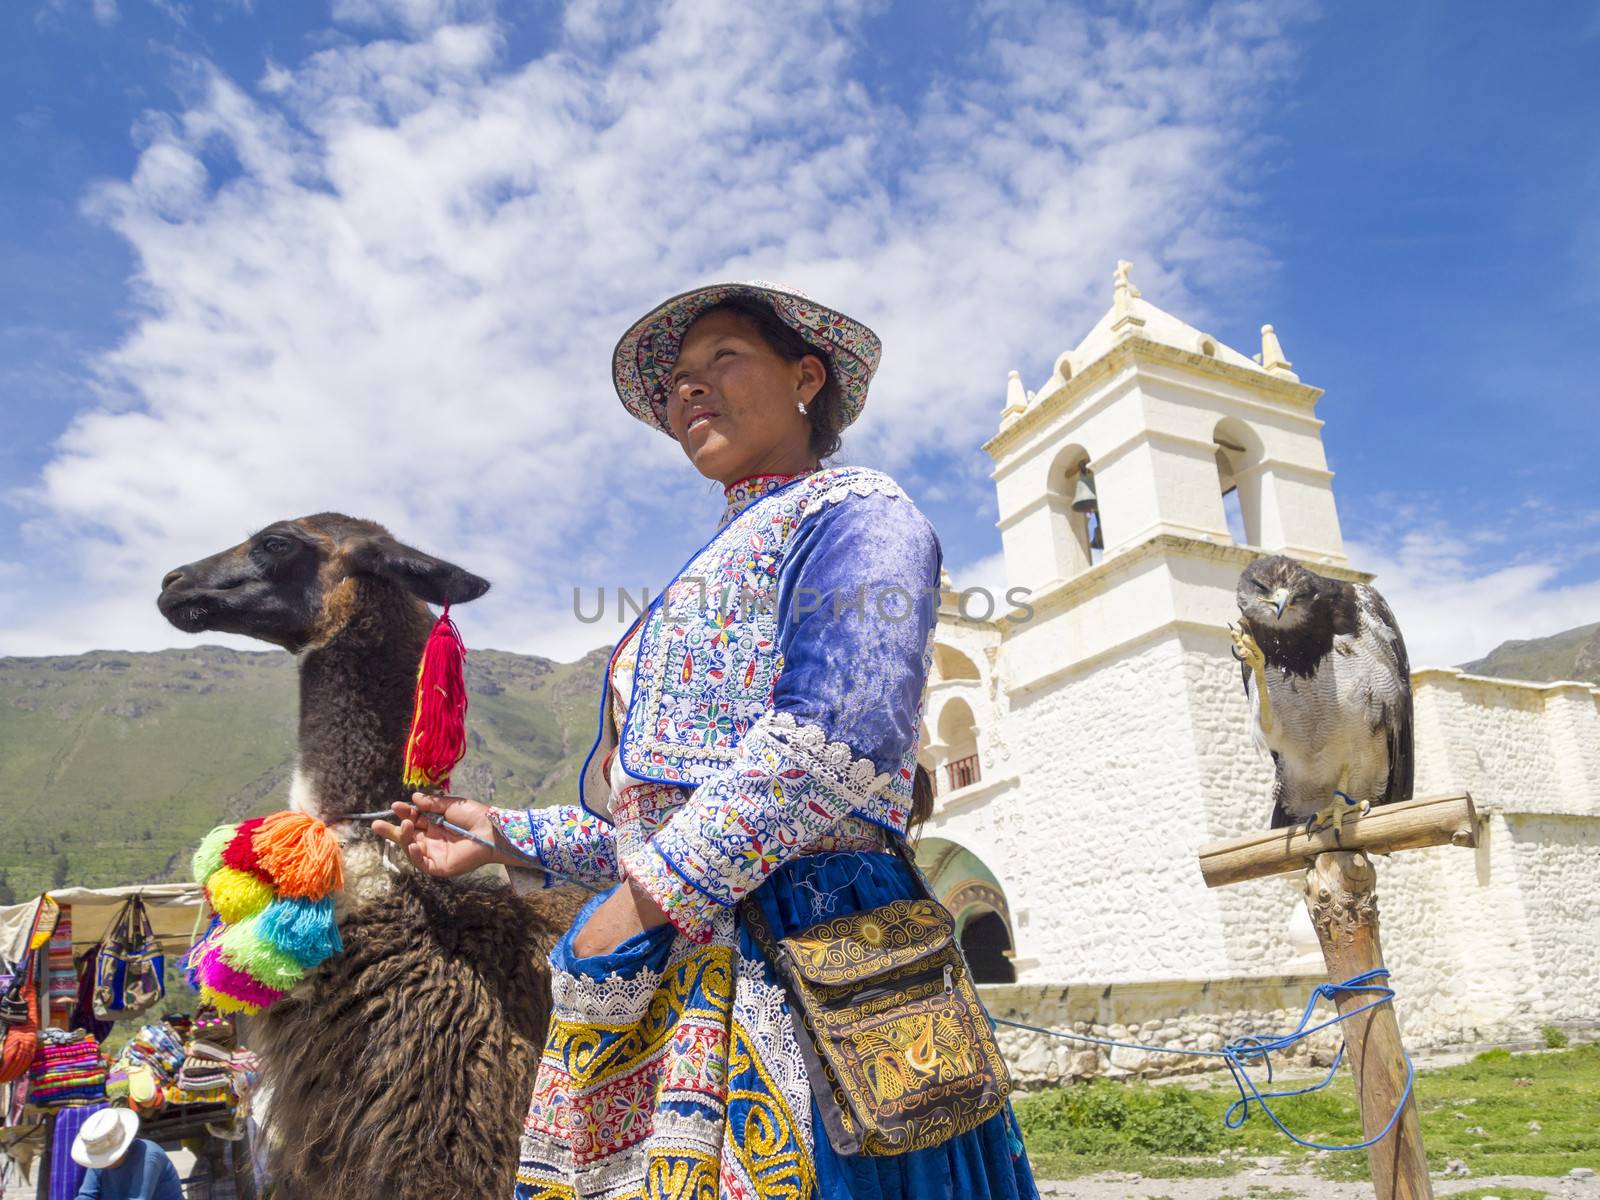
[1307,791,1370,841]
[1230,623,1266,671]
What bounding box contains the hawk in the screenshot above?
[1230,555,1413,835]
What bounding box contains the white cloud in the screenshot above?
[331,0,494,35]
[3,0,1312,660]
[32,0,117,29]
[1348,528,1600,669]
[949,549,1007,592]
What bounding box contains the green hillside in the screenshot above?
[0,644,609,901]
[1460,621,1600,685]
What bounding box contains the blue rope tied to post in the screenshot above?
[994,968,1413,1153]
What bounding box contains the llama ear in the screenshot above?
[348,536,491,606]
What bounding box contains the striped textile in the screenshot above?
[47,1102,106,1200]
[46,908,75,1011]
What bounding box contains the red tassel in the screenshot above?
[221,817,271,881]
[402,605,469,792]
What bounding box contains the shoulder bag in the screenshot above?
[739,839,1013,1157]
[94,895,166,1019]
[0,898,56,1084]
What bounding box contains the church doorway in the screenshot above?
[914,837,1018,983]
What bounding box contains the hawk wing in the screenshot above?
[1267,751,1291,829]
[1355,583,1413,806]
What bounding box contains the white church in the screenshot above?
[913,264,1600,1083]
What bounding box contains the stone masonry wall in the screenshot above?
[984,975,1341,1090]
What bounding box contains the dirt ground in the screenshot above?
[1037,1158,1595,1199]
[7,1154,1589,1198]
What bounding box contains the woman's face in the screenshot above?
[665,308,825,486]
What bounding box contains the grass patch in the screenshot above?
[1448,1190,1550,1200]
[1015,1042,1600,1181]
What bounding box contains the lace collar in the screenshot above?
[720,472,807,525]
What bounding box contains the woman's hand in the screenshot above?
[571,878,672,958]
[371,792,502,878]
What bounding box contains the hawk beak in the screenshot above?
[1270,588,1290,619]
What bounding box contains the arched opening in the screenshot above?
[933,643,981,682]
[916,838,1017,984]
[1213,417,1264,547]
[960,911,1016,984]
[935,697,980,792]
[1048,443,1102,572]
[1197,335,1218,358]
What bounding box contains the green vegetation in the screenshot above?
[1461,621,1599,684]
[1542,1025,1569,1049]
[0,644,611,899]
[1016,1042,1600,1181]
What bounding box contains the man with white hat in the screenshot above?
[69,1108,182,1200]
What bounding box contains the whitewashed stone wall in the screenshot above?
[1377,670,1600,1045]
[984,975,1342,1089]
[925,622,1600,1062]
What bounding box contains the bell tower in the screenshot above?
[985,262,1360,692]
[933,262,1376,987]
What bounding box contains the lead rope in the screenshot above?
[993,968,1413,1153]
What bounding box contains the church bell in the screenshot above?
[1071,467,1104,550]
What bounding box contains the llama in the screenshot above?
[158,513,584,1200]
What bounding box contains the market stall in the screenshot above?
[1,885,261,1199]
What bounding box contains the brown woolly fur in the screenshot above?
[158,514,583,1200]
[254,871,582,1200]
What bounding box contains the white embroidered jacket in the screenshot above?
[491,466,940,942]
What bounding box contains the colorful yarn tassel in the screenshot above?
[401,605,469,791]
[192,823,238,886]
[221,816,270,879]
[218,918,306,993]
[196,945,286,1015]
[256,898,342,967]
[207,867,275,924]
[187,807,349,1014]
[253,811,344,900]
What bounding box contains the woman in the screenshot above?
[377,282,1037,1200]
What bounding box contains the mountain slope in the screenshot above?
[1459,621,1600,685]
[0,644,609,900]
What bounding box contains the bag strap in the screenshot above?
[740,835,938,961]
[132,895,156,944]
[740,892,779,959]
[888,835,940,905]
[3,897,53,999]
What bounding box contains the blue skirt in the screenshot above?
[514,850,1038,1200]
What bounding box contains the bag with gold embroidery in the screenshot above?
[740,844,1012,1157]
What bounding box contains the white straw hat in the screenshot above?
[71,1107,140,1170]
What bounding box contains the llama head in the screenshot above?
[157,513,489,653]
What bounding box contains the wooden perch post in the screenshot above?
[1198,793,1479,1200]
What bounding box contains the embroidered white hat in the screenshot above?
[612,280,882,436]
[71,1107,140,1170]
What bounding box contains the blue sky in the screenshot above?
[2,0,1596,666]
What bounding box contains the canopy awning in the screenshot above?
[0,883,205,963]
